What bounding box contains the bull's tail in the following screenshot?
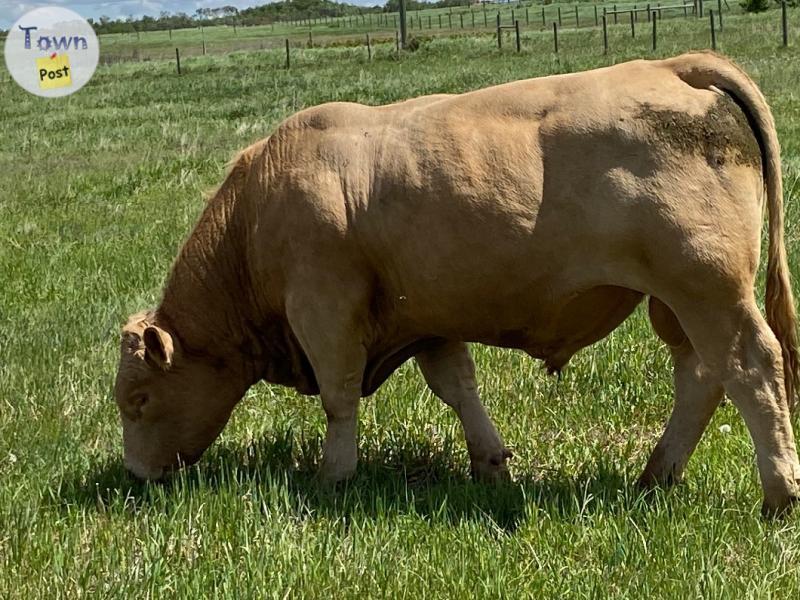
[667,51,799,410]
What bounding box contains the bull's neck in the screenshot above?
[157,185,255,361]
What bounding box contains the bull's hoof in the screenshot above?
[636,468,680,490]
[761,495,799,519]
[470,448,513,483]
[318,461,357,486]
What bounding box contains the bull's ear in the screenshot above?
[143,326,174,370]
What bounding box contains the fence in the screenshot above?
[2,2,794,77]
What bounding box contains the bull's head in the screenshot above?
[113,311,247,480]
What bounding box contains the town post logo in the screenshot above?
[5,7,99,98]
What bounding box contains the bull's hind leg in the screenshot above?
[416,341,512,481]
[639,298,724,487]
[667,297,800,514]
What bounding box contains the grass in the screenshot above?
[76,1,759,61]
[2,7,800,598]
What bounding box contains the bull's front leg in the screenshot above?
[286,278,369,484]
[416,340,512,481]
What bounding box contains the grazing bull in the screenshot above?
[115,52,800,514]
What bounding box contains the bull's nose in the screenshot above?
[123,456,166,481]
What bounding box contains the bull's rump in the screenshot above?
[264,55,762,349]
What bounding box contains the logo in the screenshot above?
[4,7,99,98]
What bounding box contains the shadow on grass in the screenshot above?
[56,431,653,532]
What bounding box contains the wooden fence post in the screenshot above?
[285,38,290,68]
[175,47,181,75]
[709,10,716,50]
[602,15,608,54]
[497,12,502,48]
[558,6,562,27]
[575,6,580,27]
[366,33,371,60]
[782,1,788,47]
[553,21,558,53]
[515,19,521,52]
[652,10,657,50]
[631,10,636,37]
[718,0,723,30]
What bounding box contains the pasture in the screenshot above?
[2,6,800,598]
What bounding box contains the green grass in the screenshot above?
[2,7,800,598]
[78,1,757,61]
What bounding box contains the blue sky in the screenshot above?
[0,0,383,29]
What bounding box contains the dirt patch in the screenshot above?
[637,94,761,170]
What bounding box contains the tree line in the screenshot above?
[83,0,483,35]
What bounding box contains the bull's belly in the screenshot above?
[366,284,644,389]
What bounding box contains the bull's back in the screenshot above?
[264,56,761,339]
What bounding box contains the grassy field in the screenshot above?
[3,6,800,598]
[87,1,755,61]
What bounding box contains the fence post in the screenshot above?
[553,22,558,53]
[595,5,599,26]
[602,15,608,54]
[558,6,562,26]
[526,7,530,25]
[399,0,407,48]
[614,4,618,24]
[285,38,290,68]
[709,10,716,50]
[515,19,521,52]
[366,33,371,60]
[699,0,704,18]
[718,0,723,30]
[461,13,464,28]
[631,10,636,37]
[652,10,657,50]
[542,7,546,27]
[782,1,788,47]
[497,12,502,48]
[308,30,313,47]
[175,47,181,75]
[575,6,580,27]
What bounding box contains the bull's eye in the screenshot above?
[131,394,148,410]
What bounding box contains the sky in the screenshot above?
[0,0,382,29]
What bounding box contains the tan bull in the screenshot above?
[115,52,800,514]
